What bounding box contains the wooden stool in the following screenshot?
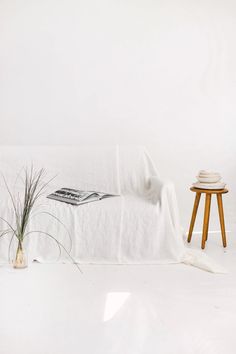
[187,187,228,249]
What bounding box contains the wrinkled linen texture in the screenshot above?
[0,145,224,272]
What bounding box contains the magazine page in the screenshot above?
[59,188,100,201]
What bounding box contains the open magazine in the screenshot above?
[47,188,117,206]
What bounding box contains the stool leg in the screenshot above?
[217,194,227,247]
[205,195,211,241]
[187,193,201,243]
[202,194,211,249]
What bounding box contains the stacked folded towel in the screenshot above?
[193,170,226,190]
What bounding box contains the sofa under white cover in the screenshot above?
[0,146,223,272]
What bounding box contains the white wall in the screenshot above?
[0,0,236,234]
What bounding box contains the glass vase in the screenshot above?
[13,240,27,269]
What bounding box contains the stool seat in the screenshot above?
[190,187,228,194]
[187,187,228,249]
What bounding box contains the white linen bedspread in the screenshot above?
[0,146,224,272]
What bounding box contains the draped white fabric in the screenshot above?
[0,146,224,272]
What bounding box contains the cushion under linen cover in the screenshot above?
[0,145,224,272]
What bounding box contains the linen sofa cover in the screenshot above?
[0,146,223,272]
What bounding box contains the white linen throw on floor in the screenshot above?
[0,146,224,273]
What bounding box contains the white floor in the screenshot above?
[1,233,236,354]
